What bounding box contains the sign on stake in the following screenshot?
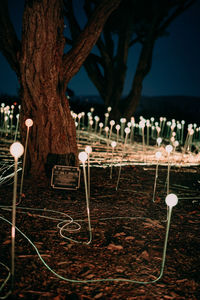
[51,165,80,190]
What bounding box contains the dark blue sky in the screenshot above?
[0,0,200,98]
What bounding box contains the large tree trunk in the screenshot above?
[19,0,77,176]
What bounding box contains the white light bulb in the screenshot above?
[125,127,130,134]
[94,116,100,121]
[10,142,24,158]
[110,120,115,126]
[156,127,161,133]
[85,146,92,154]
[111,141,117,148]
[174,141,179,147]
[165,193,178,207]
[189,129,194,135]
[155,151,162,160]
[157,137,162,145]
[165,145,173,154]
[115,124,120,130]
[25,118,33,127]
[120,118,126,123]
[78,151,88,163]
[131,117,135,124]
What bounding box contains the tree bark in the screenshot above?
[19,0,77,176]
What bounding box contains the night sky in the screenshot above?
[0,0,200,99]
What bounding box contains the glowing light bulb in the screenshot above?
[99,122,103,128]
[155,151,162,160]
[120,118,126,124]
[107,106,112,112]
[125,127,130,134]
[85,146,92,154]
[94,116,100,121]
[165,193,178,207]
[10,142,24,158]
[146,119,150,127]
[111,141,117,148]
[131,117,135,125]
[25,118,33,127]
[115,124,120,130]
[72,113,77,119]
[139,120,145,128]
[78,151,88,163]
[110,120,115,126]
[157,137,162,146]
[165,145,173,154]
[189,129,194,135]
[174,140,179,147]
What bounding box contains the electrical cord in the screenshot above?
[0,204,175,296]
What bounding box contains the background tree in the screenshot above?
[66,0,196,120]
[0,0,121,177]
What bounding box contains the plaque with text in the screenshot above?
[51,165,80,190]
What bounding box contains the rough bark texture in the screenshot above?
[19,0,78,175]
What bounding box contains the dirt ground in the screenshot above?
[0,164,200,299]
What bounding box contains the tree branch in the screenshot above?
[62,0,121,83]
[157,0,197,36]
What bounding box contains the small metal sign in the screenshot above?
[51,165,80,190]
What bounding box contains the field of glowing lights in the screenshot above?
[0,103,200,299]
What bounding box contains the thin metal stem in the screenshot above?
[82,163,92,244]
[11,157,18,290]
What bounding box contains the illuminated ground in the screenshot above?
[0,159,200,299]
[0,118,200,299]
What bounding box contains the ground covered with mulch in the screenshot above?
[0,164,200,299]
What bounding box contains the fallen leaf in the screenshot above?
[107,243,123,251]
